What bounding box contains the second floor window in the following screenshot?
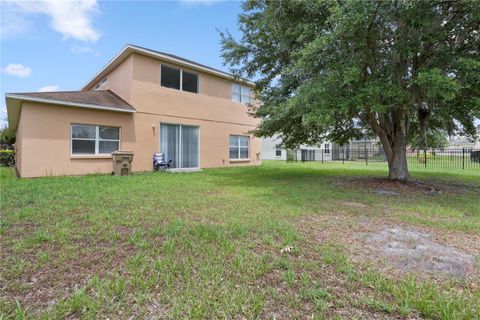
[94,77,108,91]
[275,145,282,157]
[324,143,330,154]
[161,65,198,93]
[232,84,251,104]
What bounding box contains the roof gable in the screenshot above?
[82,44,254,91]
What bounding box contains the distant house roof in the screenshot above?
[5,90,135,130]
[448,137,475,145]
[82,44,255,91]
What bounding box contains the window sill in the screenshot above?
[231,101,249,105]
[71,155,112,159]
[229,158,250,163]
[160,85,199,94]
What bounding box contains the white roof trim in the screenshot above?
[82,46,131,91]
[82,45,255,90]
[5,94,135,113]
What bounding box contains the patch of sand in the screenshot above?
[367,228,476,277]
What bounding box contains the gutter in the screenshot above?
[5,94,136,113]
[82,44,255,90]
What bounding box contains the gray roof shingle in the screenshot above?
[10,90,135,112]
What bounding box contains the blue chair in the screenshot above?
[153,153,172,171]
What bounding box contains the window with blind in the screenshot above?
[71,124,120,155]
[229,135,249,159]
[232,84,251,104]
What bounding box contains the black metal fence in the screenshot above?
[286,147,480,170]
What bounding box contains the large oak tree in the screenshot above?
[220,0,480,180]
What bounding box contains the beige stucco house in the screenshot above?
[6,44,261,177]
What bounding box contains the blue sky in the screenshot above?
[0,0,244,126]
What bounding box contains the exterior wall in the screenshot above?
[15,112,24,175]
[130,80,255,124]
[349,139,380,160]
[17,99,261,177]
[131,53,238,101]
[93,55,133,103]
[262,136,286,160]
[317,142,333,161]
[17,102,135,178]
[130,78,261,170]
[133,113,260,170]
[262,136,333,161]
[292,146,333,161]
[15,52,261,177]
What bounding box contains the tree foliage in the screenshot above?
[220,0,480,180]
[408,128,448,150]
[0,127,15,150]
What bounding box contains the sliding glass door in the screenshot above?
[160,123,199,169]
[180,125,199,168]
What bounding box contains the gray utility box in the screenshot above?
[112,151,134,176]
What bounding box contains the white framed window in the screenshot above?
[275,145,282,157]
[241,86,251,104]
[71,124,120,155]
[232,84,241,103]
[229,135,249,159]
[160,64,199,93]
[232,84,251,104]
[93,77,108,91]
[324,143,330,154]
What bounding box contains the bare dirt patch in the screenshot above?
[297,214,480,281]
[367,227,476,277]
[341,201,369,209]
[335,177,480,196]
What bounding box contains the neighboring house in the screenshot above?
[262,136,382,161]
[446,137,480,150]
[349,137,381,159]
[6,44,261,177]
[262,135,333,161]
[261,135,287,160]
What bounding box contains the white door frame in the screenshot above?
[160,122,200,169]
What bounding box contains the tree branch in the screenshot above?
[367,110,394,163]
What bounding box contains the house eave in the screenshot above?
[5,94,135,131]
[81,44,255,91]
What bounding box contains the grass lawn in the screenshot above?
[1,161,479,319]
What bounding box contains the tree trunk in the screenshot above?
[388,146,409,181]
[368,109,410,181]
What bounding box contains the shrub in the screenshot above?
[0,127,15,149]
[417,152,433,164]
[0,149,15,166]
[471,150,480,163]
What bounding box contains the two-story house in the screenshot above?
[6,44,261,177]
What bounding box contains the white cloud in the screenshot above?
[2,63,32,78]
[2,0,101,42]
[0,3,32,38]
[70,43,94,54]
[37,85,60,92]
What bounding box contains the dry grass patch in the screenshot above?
[1,162,479,319]
[335,176,480,196]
